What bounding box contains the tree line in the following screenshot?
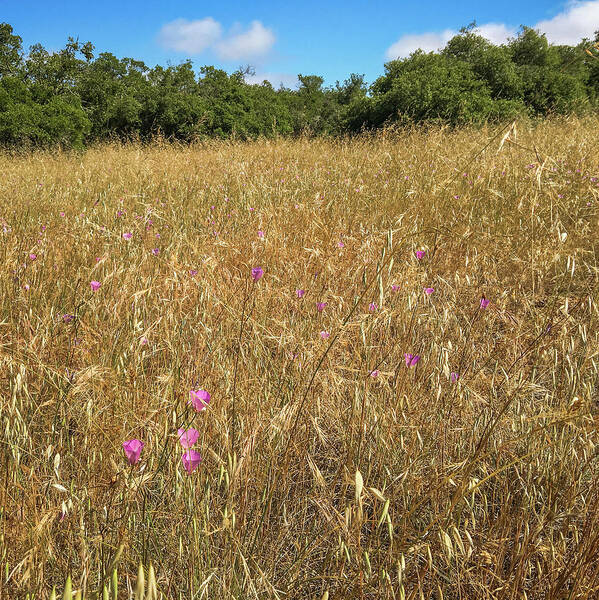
[1,22,598,147]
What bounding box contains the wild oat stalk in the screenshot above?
[1,116,599,598]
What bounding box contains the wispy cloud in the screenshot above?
[158,18,276,61]
[158,18,222,55]
[385,0,599,59]
[215,21,276,61]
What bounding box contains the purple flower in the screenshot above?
[251,266,264,281]
[182,450,202,473]
[177,428,200,448]
[480,297,490,309]
[62,314,74,323]
[391,284,400,292]
[370,369,379,378]
[296,289,305,298]
[424,287,434,295]
[189,269,198,277]
[317,302,327,312]
[369,302,378,312]
[29,253,37,261]
[450,372,459,383]
[90,280,101,292]
[189,389,211,412]
[151,248,159,256]
[404,353,421,368]
[122,232,132,240]
[415,250,426,260]
[257,230,265,238]
[123,439,144,465]
[320,331,330,339]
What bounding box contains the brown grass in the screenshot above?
[1,117,599,599]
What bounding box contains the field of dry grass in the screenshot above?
[2,117,599,599]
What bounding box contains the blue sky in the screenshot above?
[3,0,598,87]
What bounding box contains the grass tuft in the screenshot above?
[2,117,599,598]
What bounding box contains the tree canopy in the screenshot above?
[0,22,598,146]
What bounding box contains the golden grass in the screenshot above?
[1,117,599,599]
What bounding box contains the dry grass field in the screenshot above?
[2,118,599,599]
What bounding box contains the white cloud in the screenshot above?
[158,18,276,61]
[245,72,299,88]
[158,18,222,54]
[215,21,276,61]
[475,23,516,45]
[385,30,455,59]
[385,0,599,59]
[535,0,599,44]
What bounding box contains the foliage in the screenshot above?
[0,22,598,146]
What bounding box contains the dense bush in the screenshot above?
[0,22,598,146]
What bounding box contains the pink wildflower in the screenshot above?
[189,389,211,412]
[177,428,200,448]
[90,280,101,292]
[182,450,202,473]
[404,354,421,367]
[123,439,144,465]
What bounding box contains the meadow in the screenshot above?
[2,117,599,599]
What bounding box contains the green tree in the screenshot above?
[508,27,590,114]
[443,31,523,101]
[0,23,23,77]
[366,51,520,127]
